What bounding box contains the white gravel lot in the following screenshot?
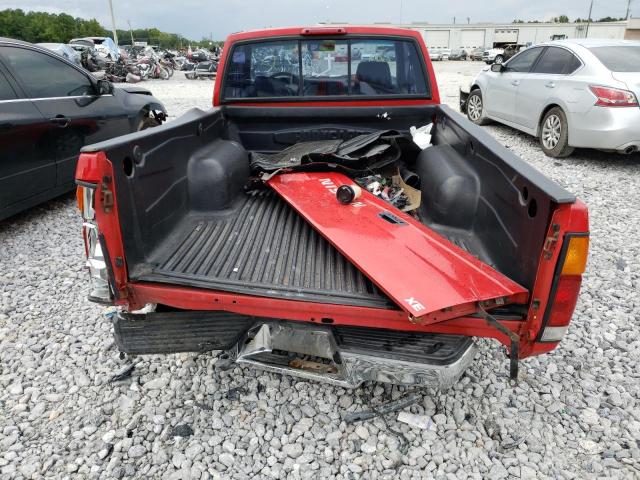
[1,63,640,480]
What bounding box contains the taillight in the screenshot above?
[560,235,589,275]
[538,234,589,343]
[589,85,638,107]
[77,185,95,220]
[77,184,113,304]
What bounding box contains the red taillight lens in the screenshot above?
[589,85,638,107]
[538,234,589,343]
[300,27,347,35]
[539,275,582,342]
[546,275,582,328]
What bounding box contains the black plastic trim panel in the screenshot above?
[113,311,253,354]
[333,325,473,366]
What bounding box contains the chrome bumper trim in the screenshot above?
[228,322,476,389]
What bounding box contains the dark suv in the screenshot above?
[0,38,167,221]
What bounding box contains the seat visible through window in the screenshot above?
[355,61,393,94]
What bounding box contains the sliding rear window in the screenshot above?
[589,46,640,72]
[222,37,429,101]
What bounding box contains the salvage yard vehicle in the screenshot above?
[35,43,81,66]
[0,38,167,221]
[69,36,120,61]
[69,42,104,72]
[460,39,640,157]
[482,44,522,65]
[448,49,468,60]
[76,26,589,389]
[428,49,444,61]
[470,47,485,61]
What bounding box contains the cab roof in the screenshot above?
[225,25,423,43]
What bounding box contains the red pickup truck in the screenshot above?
[75,26,589,389]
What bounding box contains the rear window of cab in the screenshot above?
[222,37,430,101]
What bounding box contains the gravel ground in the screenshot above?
[1,63,640,479]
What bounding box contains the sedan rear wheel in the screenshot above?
[540,107,574,157]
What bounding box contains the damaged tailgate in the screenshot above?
[268,172,528,325]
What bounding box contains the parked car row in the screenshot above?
[460,39,640,157]
[427,45,530,64]
[428,48,469,61]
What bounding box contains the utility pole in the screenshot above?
[626,0,632,19]
[467,17,470,24]
[400,0,403,24]
[453,17,456,24]
[585,0,594,38]
[127,20,134,45]
[107,0,118,46]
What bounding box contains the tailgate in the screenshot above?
[268,172,528,324]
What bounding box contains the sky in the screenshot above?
[3,0,634,40]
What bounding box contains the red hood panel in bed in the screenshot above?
[268,172,528,325]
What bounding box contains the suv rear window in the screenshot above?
[589,46,640,72]
[222,37,429,101]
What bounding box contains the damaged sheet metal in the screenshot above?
[225,321,476,389]
[268,171,529,324]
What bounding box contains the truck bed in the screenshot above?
[138,190,392,308]
[86,105,575,315]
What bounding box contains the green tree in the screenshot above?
[597,16,624,22]
[0,8,206,48]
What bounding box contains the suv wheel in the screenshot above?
[540,107,574,157]
[494,55,504,64]
[466,90,489,125]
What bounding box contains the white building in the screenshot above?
[360,19,640,50]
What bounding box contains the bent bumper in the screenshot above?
[570,106,640,151]
[114,312,477,389]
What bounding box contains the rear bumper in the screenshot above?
[569,106,640,151]
[114,311,476,389]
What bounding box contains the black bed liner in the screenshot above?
[138,190,393,308]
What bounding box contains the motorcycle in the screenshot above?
[136,54,170,80]
[158,51,178,78]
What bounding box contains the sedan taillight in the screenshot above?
[589,85,638,107]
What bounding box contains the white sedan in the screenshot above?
[460,39,640,157]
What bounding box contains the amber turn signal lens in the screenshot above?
[76,186,84,213]
[561,236,589,276]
